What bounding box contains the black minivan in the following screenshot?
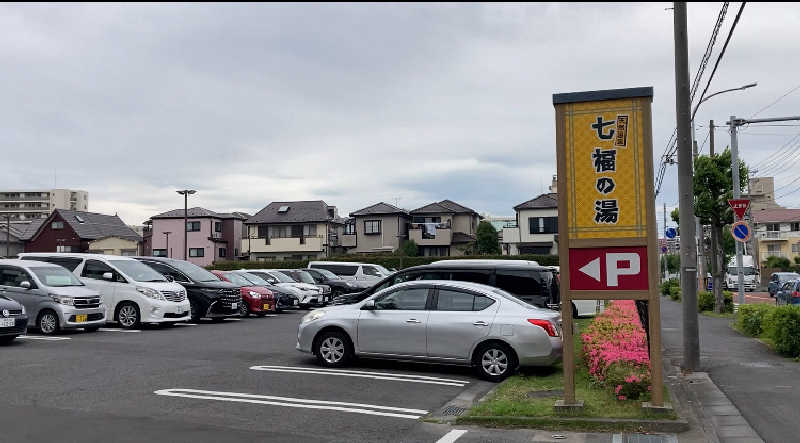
[133,257,240,321]
[332,259,560,310]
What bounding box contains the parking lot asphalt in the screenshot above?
[0,310,499,442]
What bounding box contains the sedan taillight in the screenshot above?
[528,319,558,337]
[793,291,800,298]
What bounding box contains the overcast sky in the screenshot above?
[1,3,798,228]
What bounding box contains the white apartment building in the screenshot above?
[0,189,88,222]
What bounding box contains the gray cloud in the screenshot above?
[1,3,798,225]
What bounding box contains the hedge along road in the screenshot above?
[0,308,489,442]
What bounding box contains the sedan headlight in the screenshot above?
[248,291,261,299]
[345,281,355,287]
[136,286,166,301]
[20,305,26,315]
[49,294,75,306]
[301,310,326,323]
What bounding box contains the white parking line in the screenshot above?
[436,430,468,443]
[98,328,141,333]
[249,365,470,387]
[18,335,71,341]
[154,388,429,419]
[173,323,198,326]
[224,318,242,321]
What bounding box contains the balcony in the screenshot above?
[501,227,520,244]
[209,231,225,242]
[243,236,324,254]
[409,223,452,246]
[0,195,49,202]
[340,233,357,248]
[759,231,794,241]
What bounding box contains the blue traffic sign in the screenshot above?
[665,227,677,239]
[731,221,751,243]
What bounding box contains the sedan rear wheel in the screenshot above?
[475,342,517,382]
[314,331,352,368]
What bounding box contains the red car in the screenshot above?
[210,270,276,317]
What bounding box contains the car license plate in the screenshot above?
[293,299,299,306]
[231,303,238,310]
[0,318,14,327]
[75,314,88,323]
[263,303,270,310]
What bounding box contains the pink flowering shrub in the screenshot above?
[581,300,651,400]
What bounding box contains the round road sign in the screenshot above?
[665,227,677,239]
[731,221,751,243]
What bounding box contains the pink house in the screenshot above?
[148,207,247,267]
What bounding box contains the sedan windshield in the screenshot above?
[31,267,84,287]
[293,271,316,284]
[109,260,167,282]
[223,272,251,286]
[312,268,340,280]
[270,271,296,283]
[167,260,220,282]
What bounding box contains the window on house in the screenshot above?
[767,223,781,232]
[52,221,64,230]
[189,248,204,257]
[257,225,268,238]
[344,222,356,235]
[56,245,74,252]
[767,244,781,254]
[219,248,226,258]
[269,225,289,238]
[234,248,238,256]
[364,220,381,235]
[303,225,317,236]
[792,243,800,254]
[792,223,800,232]
[214,222,223,233]
[528,217,558,234]
[186,221,201,232]
[152,249,167,257]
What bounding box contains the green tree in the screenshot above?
[765,256,791,270]
[660,254,680,274]
[693,148,748,313]
[397,240,419,257]
[476,221,501,255]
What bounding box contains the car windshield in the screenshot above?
[727,267,758,276]
[30,267,84,287]
[223,272,251,286]
[293,270,316,284]
[270,271,296,283]
[374,265,392,276]
[109,260,167,282]
[166,260,220,282]
[779,273,800,281]
[312,268,340,280]
[238,272,270,286]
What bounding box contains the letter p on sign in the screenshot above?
[569,247,649,290]
[606,253,640,286]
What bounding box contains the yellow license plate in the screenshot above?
[263,304,270,310]
[75,314,88,323]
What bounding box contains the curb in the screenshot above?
[455,415,690,433]
[426,380,496,423]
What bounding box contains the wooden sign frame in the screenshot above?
[553,87,664,408]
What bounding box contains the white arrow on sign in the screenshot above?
[578,257,601,282]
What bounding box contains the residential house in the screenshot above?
[0,221,43,257]
[25,209,141,255]
[347,202,410,254]
[409,200,479,257]
[753,208,800,264]
[242,201,339,261]
[502,193,559,255]
[148,207,247,267]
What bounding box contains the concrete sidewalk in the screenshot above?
[661,298,799,442]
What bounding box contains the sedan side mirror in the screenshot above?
[165,275,174,283]
[361,300,375,310]
[102,272,114,281]
[20,281,31,290]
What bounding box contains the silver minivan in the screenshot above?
[0,259,106,335]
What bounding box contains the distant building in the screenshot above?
[346,202,410,254]
[752,208,800,264]
[0,189,88,223]
[24,209,141,255]
[502,193,558,255]
[409,200,480,257]
[243,201,339,261]
[745,177,783,212]
[149,207,247,267]
[0,222,42,257]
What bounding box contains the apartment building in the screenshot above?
[502,193,559,255]
[24,209,141,255]
[149,208,246,267]
[745,177,783,212]
[346,202,410,254]
[0,189,88,222]
[409,200,479,257]
[242,201,338,261]
[753,208,800,264]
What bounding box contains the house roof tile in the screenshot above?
[152,207,247,220]
[514,193,558,210]
[245,201,332,224]
[50,209,141,242]
[752,208,800,224]
[350,202,408,217]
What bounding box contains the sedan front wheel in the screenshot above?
[314,331,352,368]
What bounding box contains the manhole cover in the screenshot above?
[441,406,466,416]
[527,389,564,398]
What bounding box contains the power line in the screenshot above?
[749,83,800,119]
[750,131,800,169]
[694,2,747,113]
[690,2,729,103]
[774,175,800,193]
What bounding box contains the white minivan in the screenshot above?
[19,253,191,329]
[307,261,392,285]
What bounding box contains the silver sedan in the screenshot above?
[296,280,562,381]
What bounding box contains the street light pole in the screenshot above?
[164,232,171,258]
[176,190,197,260]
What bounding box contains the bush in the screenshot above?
[764,306,800,357]
[722,291,734,313]
[735,304,774,336]
[698,291,714,312]
[660,279,679,297]
[669,286,681,301]
[210,254,559,271]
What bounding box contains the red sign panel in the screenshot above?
[728,199,750,219]
[569,247,649,291]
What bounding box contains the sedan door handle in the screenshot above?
[473,321,489,326]
[406,318,421,324]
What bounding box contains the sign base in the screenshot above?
[554,399,585,413]
[642,401,674,414]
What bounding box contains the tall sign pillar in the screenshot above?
[553,87,664,408]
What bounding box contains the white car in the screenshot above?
[245,269,323,308]
[307,261,391,283]
[19,253,191,328]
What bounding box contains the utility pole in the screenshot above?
[663,202,668,280]
[674,1,700,371]
[176,190,197,261]
[693,129,704,292]
[709,120,723,310]
[5,214,10,257]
